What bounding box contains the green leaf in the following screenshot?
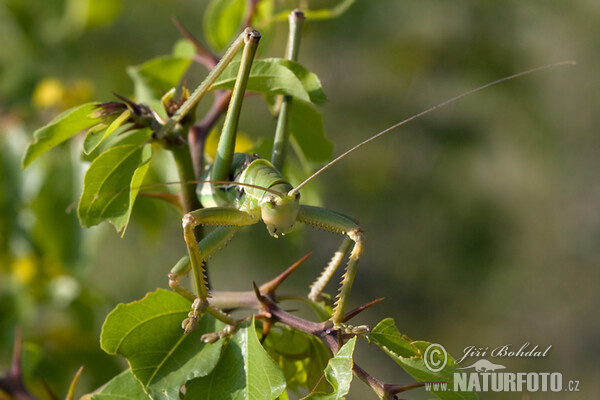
[289,101,333,163]
[368,319,478,400]
[173,38,197,59]
[304,337,356,400]
[22,102,102,168]
[77,144,152,233]
[127,56,192,103]
[272,0,356,22]
[277,60,327,105]
[203,0,246,52]
[83,109,131,155]
[29,151,82,268]
[184,318,286,400]
[84,370,149,400]
[212,59,326,105]
[264,327,331,393]
[100,289,225,400]
[367,318,420,358]
[106,128,154,150]
[85,0,123,28]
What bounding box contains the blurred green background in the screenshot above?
[1,0,598,398]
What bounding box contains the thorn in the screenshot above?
[260,318,274,344]
[252,282,267,305]
[42,380,59,400]
[342,297,385,323]
[10,326,22,380]
[171,17,218,64]
[260,252,312,294]
[66,366,84,400]
[112,92,142,114]
[93,101,127,117]
[0,327,43,400]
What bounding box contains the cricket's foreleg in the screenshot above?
[169,255,195,302]
[180,207,259,333]
[298,205,367,333]
[169,226,241,302]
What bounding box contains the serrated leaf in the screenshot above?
[100,289,225,400]
[84,370,149,400]
[303,337,356,400]
[77,144,152,233]
[127,56,192,103]
[368,318,478,400]
[289,101,333,163]
[22,102,102,168]
[212,59,326,105]
[83,109,131,154]
[184,318,286,400]
[203,0,246,52]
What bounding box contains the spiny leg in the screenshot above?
[169,255,195,302]
[297,205,367,334]
[181,207,259,333]
[178,30,261,334]
[308,237,352,302]
[169,225,243,302]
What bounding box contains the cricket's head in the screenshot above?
[260,190,300,238]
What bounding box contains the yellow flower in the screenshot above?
[11,255,37,285]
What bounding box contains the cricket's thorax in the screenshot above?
[197,154,300,237]
[197,153,256,208]
[239,158,300,237]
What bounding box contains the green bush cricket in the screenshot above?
[157,26,573,337]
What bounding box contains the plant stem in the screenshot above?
[169,144,201,213]
[271,10,305,170]
[352,363,389,398]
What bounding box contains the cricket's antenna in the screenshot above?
[290,60,575,195]
[132,180,286,198]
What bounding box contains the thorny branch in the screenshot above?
[217,254,424,400]
[160,13,423,399]
[0,328,39,400]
